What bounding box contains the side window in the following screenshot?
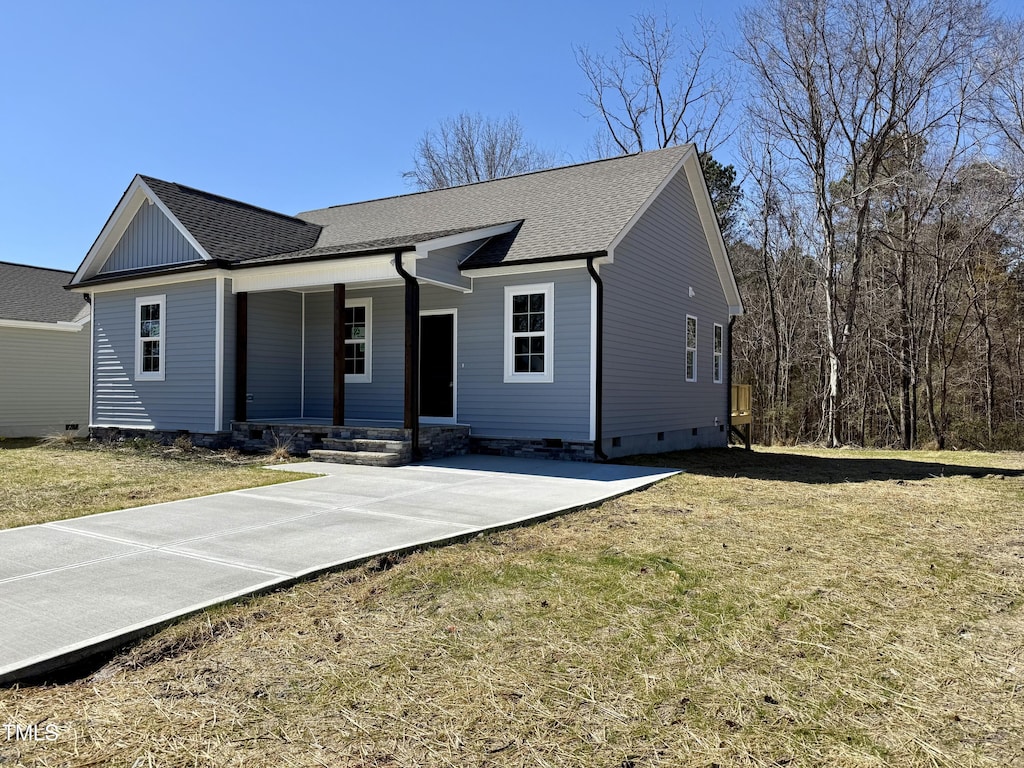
[135,295,165,381]
[713,323,723,384]
[504,283,554,383]
[685,315,697,382]
[344,298,372,383]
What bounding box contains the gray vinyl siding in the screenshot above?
[0,324,90,437]
[221,279,236,428]
[92,280,217,431]
[415,241,476,290]
[246,292,301,419]
[100,202,203,274]
[423,268,591,440]
[601,166,730,441]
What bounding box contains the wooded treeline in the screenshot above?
[729,0,1024,449]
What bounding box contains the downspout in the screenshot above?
[587,256,609,460]
[395,251,421,459]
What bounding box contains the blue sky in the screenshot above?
[1,0,1014,272]
[1,0,750,272]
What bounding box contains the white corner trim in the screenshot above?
[89,292,95,427]
[589,277,597,442]
[214,276,225,431]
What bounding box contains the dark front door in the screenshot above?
[420,312,455,419]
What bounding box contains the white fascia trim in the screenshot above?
[0,318,85,332]
[415,275,474,293]
[465,259,588,278]
[230,255,397,293]
[69,269,230,294]
[678,148,745,315]
[413,221,522,262]
[71,175,213,285]
[214,276,225,431]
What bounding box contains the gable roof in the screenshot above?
[69,146,741,314]
[138,177,322,263]
[0,262,89,324]
[298,145,691,268]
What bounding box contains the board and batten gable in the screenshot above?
[0,324,90,437]
[99,200,203,274]
[92,280,218,432]
[601,162,730,453]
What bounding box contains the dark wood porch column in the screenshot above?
[234,291,248,422]
[333,283,346,425]
[403,270,420,431]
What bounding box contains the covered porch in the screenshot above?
[228,234,490,464]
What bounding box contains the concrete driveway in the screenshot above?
[0,455,677,685]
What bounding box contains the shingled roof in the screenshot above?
[139,176,322,263]
[298,145,690,268]
[0,262,89,324]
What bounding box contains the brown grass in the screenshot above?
[0,438,310,530]
[1,446,1022,767]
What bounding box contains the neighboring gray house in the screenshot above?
[67,145,743,462]
[1,262,91,437]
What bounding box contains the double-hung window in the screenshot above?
[713,323,724,383]
[135,295,165,381]
[344,298,372,383]
[685,315,697,382]
[504,283,554,383]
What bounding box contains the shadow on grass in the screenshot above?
[0,438,43,450]
[619,447,1024,484]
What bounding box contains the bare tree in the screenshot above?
[574,11,732,157]
[740,0,993,447]
[404,112,552,190]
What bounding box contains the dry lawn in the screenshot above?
[0,438,306,530]
[1,446,1022,767]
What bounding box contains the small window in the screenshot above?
[344,298,372,383]
[504,283,553,382]
[135,295,165,381]
[685,315,697,382]
[713,323,724,384]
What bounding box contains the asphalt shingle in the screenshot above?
[0,262,89,324]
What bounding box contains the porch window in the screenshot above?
[345,298,372,383]
[713,323,723,383]
[685,315,697,382]
[504,283,554,383]
[135,295,165,381]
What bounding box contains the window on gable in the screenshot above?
[685,315,697,382]
[713,323,724,384]
[135,295,165,381]
[344,298,372,382]
[505,283,554,383]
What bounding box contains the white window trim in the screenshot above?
[135,294,165,381]
[685,314,697,383]
[345,297,372,384]
[504,282,554,383]
[713,323,724,384]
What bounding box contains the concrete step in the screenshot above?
[308,449,408,467]
[322,438,410,455]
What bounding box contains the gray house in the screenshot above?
[1,262,91,437]
[67,145,742,462]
